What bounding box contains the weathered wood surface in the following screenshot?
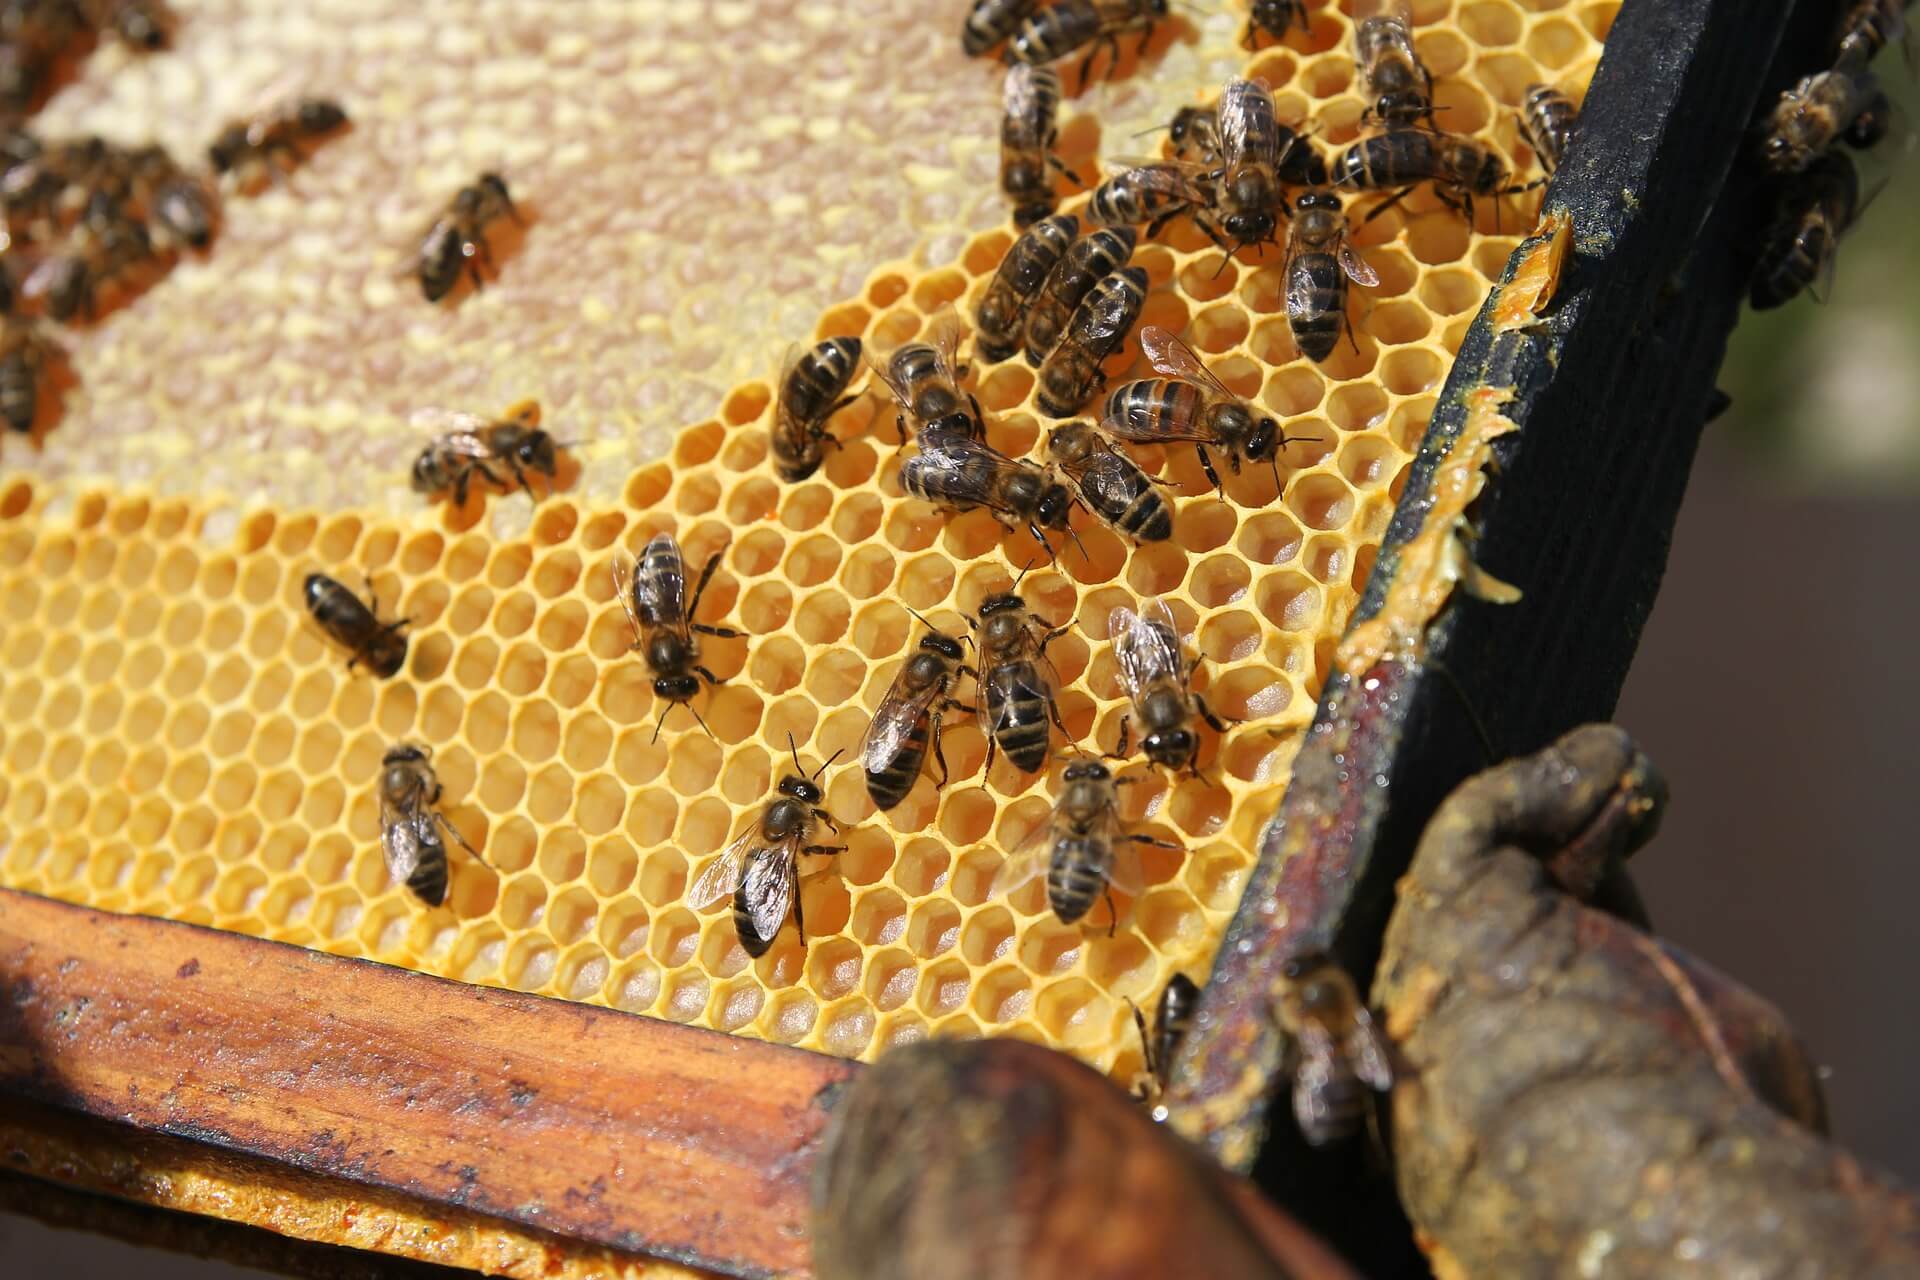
[0,888,856,1279]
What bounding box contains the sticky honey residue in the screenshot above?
[1337,385,1522,681]
[1493,209,1572,332]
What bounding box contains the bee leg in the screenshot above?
[1126,833,1183,852]
[1107,715,1133,760]
[1047,153,1085,188]
[1196,444,1223,496]
[1129,997,1156,1093]
[435,811,486,863]
[983,735,998,775]
[687,549,728,622]
[1103,884,1119,938]
[931,715,950,788]
[894,412,908,445]
[694,664,727,687]
[692,622,744,639]
[1195,693,1235,734]
[790,859,805,950]
[1362,186,1419,225]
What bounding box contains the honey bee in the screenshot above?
[1517,84,1579,176]
[1242,0,1308,50]
[409,399,565,505]
[1277,951,1394,1147]
[968,587,1071,775]
[25,191,154,322]
[861,615,976,811]
[870,311,982,445]
[1751,151,1860,310]
[1165,104,1222,167]
[126,144,215,249]
[1760,68,1887,174]
[1044,420,1172,543]
[1001,63,1081,228]
[900,433,1079,558]
[1088,161,1218,243]
[1835,0,1911,70]
[975,213,1077,364]
[962,0,1039,57]
[377,743,484,908]
[1107,598,1230,775]
[1354,0,1436,128]
[772,336,864,482]
[993,759,1180,928]
[1213,76,1298,251]
[1102,325,1306,493]
[1131,970,1200,1108]
[1333,127,1529,225]
[615,531,743,741]
[1284,189,1379,362]
[410,172,523,302]
[1035,264,1147,418]
[689,737,846,957]
[0,317,50,434]
[82,0,172,50]
[304,572,409,678]
[1023,225,1135,367]
[208,96,348,185]
[1006,0,1169,84]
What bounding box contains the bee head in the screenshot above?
[516,429,559,476]
[478,171,512,203]
[1035,481,1074,529]
[381,743,427,767]
[1168,106,1205,144]
[1223,208,1276,248]
[1045,422,1093,465]
[298,99,349,134]
[207,126,244,174]
[409,451,441,493]
[654,673,700,703]
[1147,0,1169,15]
[1246,415,1280,461]
[1297,189,1340,215]
[778,774,824,805]
[977,592,1023,620]
[1142,727,1196,769]
[921,631,965,660]
[1281,952,1348,1014]
[1062,760,1110,783]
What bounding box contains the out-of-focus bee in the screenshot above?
[968,586,1071,775]
[1107,597,1230,774]
[1212,76,1324,252]
[1007,0,1170,84]
[1284,189,1378,362]
[870,311,982,445]
[126,144,215,249]
[304,572,409,678]
[0,317,49,434]
[409,399,565,504]
[1088,161,1217,242]
[1277,951,1394,1147]
[1035,264,1146,418]
[1761,68,1887,174]
[410,172,522,302]
[82,0,172,50]
[900,433,1079,557]
[1045,420,1172,543]
[1835,0,1911,70]
[1023,225,1134,367]
[1103,325,1305,493]
[1354,0,1436,128]
[772,336,863,482]
[993,759,1179,928]
[377,743,483,908]
[1333,127,1529,224]
[616,531,742,741]
[1751,151,1861,310]
[1001,63,1081,228]
[975,213,1077,364]
[861,615,976,810]
[1131,971,1201,1108]
[25,191,154,322]
[1242,0,1308,50]
[208,96,349,186]
[689,737,845,957]
[1165,104,1222,167]
[1518,84,1578,175]
[962,0,1039,57]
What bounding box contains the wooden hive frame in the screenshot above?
[0,0,1857,1275]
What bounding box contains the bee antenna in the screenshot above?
[1131,122,1172,139]
[1270,453,1284,493]
[904,604,937,633]
[812,748,844,780]
[1066,521,1090,565]
[651,702,670,744]
[688,702,716,742]
[788,731,804,778]
[1013,557,1036,588]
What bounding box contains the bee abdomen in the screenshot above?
[864,724,931,811]
[1300,1065,1370,1145]
[986,673,1052,774]
[1008,3,1100,64]
[0,351,36,433]
[1046,836,1110,922]
[407,848,449,908]
[1287,252,1343,361]
[1751,223,1831,311]
[734,898,777,958]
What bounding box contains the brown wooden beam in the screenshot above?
[0,888,855,1279]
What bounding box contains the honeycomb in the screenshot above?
[0,0,1617,1266]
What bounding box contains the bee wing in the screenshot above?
[1285,258,1324,331]
[1337,239,1380,288]
[380,794,431,885]
[1290,1019,1344,1140]
[1347,1005,1395,1092]
[410,406,493,437]
[741,841,798,946]
[1113,597,1186,703]
[1061,447,1137,514]
[990,810,1055,899]
[926,308,968,386]
[1003,60,1042,124]
[689,823,756,909]
[19,254,70,301]
[862,671,946,775]
[630,532,687,628]
[1138,326,1237,402]
[776,340,807,405]
[1217,77,1276,167]
[907,435,1014,508]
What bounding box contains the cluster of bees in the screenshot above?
[1751,0,1910,309]
[0,0,171,117]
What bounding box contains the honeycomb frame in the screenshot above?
[0,0,1618,1223]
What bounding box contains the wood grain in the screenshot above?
[0,888,856,1279]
